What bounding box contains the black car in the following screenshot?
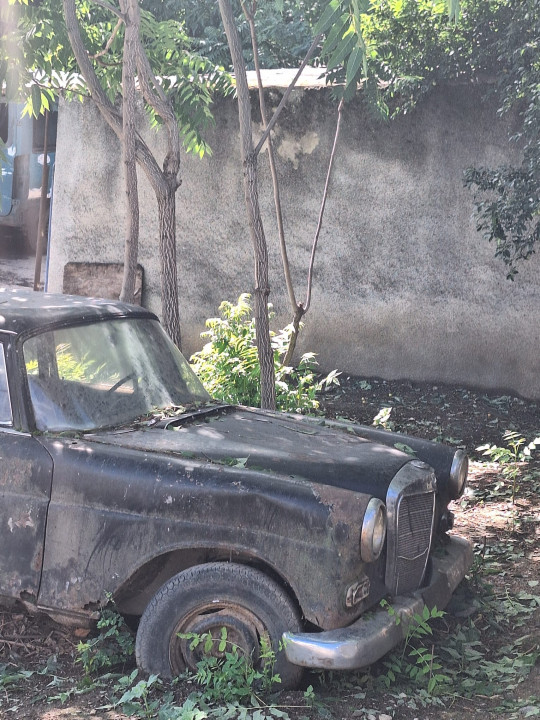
[0,287,472,687]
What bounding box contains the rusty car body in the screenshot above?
[0,287,472,687]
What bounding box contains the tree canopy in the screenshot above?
[465,0,540,279]
[2,0,232,347]
[2,0,230,155]
[144,0,322,69]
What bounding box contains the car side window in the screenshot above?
[0,345,12,425]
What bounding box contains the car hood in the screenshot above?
[88,406,411,497]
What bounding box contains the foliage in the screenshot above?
[477,431,540,504]
[176,0,321,70]
[76,607,135,676]
[107,670,169,718]
[157,0,466,99]
[97,625,301,718]
[372,405,394,430]
[2,0,232,155]
[464,0,540,278]
[380,601,449,695]
[0,665,35,689]
[180,627,281,703]
[437,586,540,700]
[190,294,339,412]
[360,0,508,116]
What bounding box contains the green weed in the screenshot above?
[76,607,135,676]
[372,406,394,430]
[379,602,449,696]
[179,627,280,703]
[477,431,540,503]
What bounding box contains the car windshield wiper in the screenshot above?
[95,401,228,433]
[154,401,231,428]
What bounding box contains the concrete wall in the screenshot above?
[48,85,540,399]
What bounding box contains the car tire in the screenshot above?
[135,562,303,690]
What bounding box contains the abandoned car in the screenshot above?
[0,287,472,687]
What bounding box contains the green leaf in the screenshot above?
[313,0,341,36]
[394,443,417,456]
[345,45,364,88]
[321,13,349,56]
[327,33,357,71]
[447,0,460,22]
[218,626,228,652]
[203,633,213,654]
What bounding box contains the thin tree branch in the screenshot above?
[129,2,180,182]
[63,0,169,196]
[253,31,323,157]
[304,98,344,313]
[281,99,345,366]
[63,0,121,126]
[90,17,122,59]
[242,1,297,313]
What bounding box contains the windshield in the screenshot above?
[23,318,211,432]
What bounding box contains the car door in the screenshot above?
[0,340,53,601]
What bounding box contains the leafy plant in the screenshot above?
[464,0,540,279]
[372,406,394,430]
[0,665,35,689]
[76,607,134,677]
[477,431,540,503]
[190,295,339,412]
[438,594,540,699]
[179,627,281,704]
[360,0,505,116]
[108,670,165,718]
[380,601,449,695]
[178,0,318,69]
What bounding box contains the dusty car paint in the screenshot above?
[35,430,384,629]
[0,434,53,599]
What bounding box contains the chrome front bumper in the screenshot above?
[283,535,473,670]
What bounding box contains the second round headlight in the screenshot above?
[449,449,468,499]
[361,498,387,562]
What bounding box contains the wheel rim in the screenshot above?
[169,602,267,675]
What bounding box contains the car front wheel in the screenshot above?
[135,562,304,689]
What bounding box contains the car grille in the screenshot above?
[385,461,436,597]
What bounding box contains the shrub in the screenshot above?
[76,608,134,676]
[190,294,339,412]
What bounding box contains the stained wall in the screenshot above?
[48,85,540,399]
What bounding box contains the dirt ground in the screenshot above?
[1,375,539,720]
[0,243,46,288]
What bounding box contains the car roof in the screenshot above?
[0,286,156,337]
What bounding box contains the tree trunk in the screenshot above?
[63,0,182,346]
[33,109,49,291]
[157,187,181,348]
[218,0,276,410]
[119,0,139,304]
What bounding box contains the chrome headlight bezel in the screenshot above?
[361,498,387,563]
[449,449,468,499]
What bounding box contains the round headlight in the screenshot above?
[449,449,468,499]
[361,498,387,563]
